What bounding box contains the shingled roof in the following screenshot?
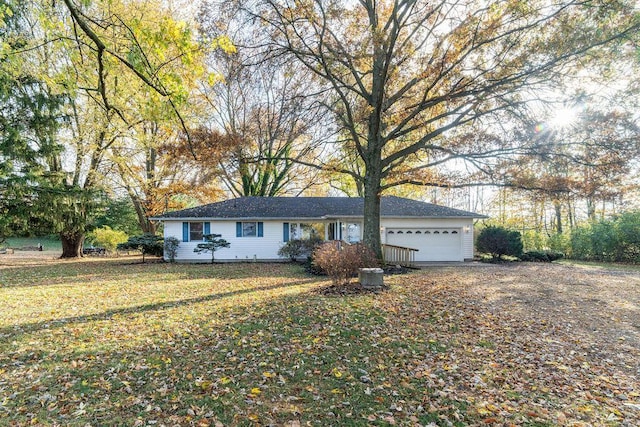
[155,196,486,220]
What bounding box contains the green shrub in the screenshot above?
[312,242,379,285]
[569,211,640,263]
[278,236,323,261]
[519,250,549,262]
[614,211,640,263]
[591,221,618,262]
[547,232,570,254]
[522,230,546,252]
[569,226,593,260]
[520,250,564,262]
[90,226,128,253]
[476,226,523,260]
[164,237,180,262]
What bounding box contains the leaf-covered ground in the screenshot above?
[0,257,638,426]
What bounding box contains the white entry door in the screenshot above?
[345,223,361,243]
[385,228,463,262]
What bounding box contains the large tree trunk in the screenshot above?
[128,193,155,234]
[362,180,382,261]
[361,32,386,262]
[362,147,383,260]
[60,231,84,258]
[145,221,157,235]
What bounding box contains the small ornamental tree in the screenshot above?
[193,234,230,263]
[117,234,164,263]
[476,226,523,261]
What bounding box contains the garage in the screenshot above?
[385,228,463,262]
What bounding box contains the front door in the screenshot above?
[346,223,361,243]
[327,222,338,240]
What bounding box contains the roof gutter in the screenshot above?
[150,214,487,221]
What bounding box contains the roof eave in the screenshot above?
[381,215,488,219]
[151,216,329,221]
[152,214,489,221]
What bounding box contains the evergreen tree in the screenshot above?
[0,0,66,244]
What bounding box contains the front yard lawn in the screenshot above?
[0,259,638,426]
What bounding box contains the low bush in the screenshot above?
[90,226,128,254]
[520,250,564,263]
[546,251,565,262]
[303,253,325,276]
[312,242,379,285]
[519,251,549,262]
[278,236,323,261]
[164,237,180,262]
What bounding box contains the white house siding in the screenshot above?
[164,217,475,262]
[164,220,287,262]
[380,218,475,261]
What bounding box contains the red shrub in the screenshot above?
[313,242,379,285]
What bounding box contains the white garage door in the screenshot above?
[385,228,463,262]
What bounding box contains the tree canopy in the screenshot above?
[240,0,640,257]
[1,0,639,259]
[1,0,223,256]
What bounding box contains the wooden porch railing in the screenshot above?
[325,241,418,267]
[382,244,419,267]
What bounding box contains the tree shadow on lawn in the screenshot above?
[0,277,402,426]
[0,259,307,289]
[0,277,318,340]
[2,265,640,426]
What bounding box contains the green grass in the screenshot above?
[2,236,62,251]
[0,259,637,426]
[2,261,462,426]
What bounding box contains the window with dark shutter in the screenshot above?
[242,222,257,237]
[190,222,204,241]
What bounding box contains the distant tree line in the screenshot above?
[476,211,640,264]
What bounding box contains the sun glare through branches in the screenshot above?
[548,106,580,128]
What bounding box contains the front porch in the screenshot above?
[287,221,421,267]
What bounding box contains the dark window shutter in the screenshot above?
[236,222,242,237]
[204,222,211,235]
[257,222,264,237]
[283,222,289,242]
[182,222,189,242]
